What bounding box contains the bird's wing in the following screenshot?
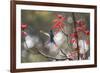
[40,30,50,37]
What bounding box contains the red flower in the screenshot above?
[57,14,65,21]
[21,23,28,30]
[85,30,90,35]
[70,39,76,43]
[75,20,80,24]
[52,21,60,29]
[52,20,64,30]
[81,25,87,31]
[67,51,78,60]
[70,32,77,38]
[53,19,58,23]
[76,27,82,31]
[86,40,90,45]
[75,20,85,26]
[57,14,63,19]
[61,17,65,21]
[22,31,27,36]
[79,21,85,26]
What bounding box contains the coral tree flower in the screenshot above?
[57,14,63,19]
[69,32,77,44]
[52,21,64,29]
[51,14,65,32]
[70,32,77,38]
[69,32,78,49]
[21,23,28,37]
[86,40,90,45]
[70,38,76,44]
[75,20,85,26]
[84,30,90,35]
[53,19,58,23]
[75,20,90,36]
[67,51,78,60]
[57,14,65,21]
[21,23,28,30]
[81,25,87,31]
[22,31,28,36]
[76,27,82,31]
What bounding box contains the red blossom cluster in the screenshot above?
[67,51,78,60]
[70,38,77,44]
[51,14,66,33]
[22,31,28,36]
[69,19,90,46]
[21,23,28,30]
[21,23,28,36]
[69,32,77,43]
[70,32,77,38]
[76,20,90,35]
